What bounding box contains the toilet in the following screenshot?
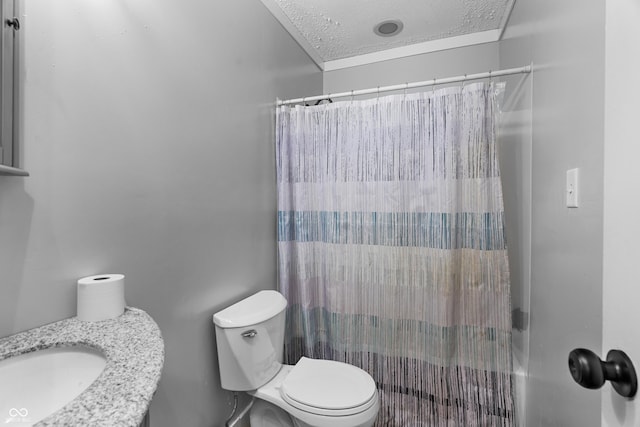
[213,290,379,427]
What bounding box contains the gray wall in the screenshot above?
[0,1,321,426]
[323,43,499,95]
[500,0,605,426]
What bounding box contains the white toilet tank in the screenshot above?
[213,290,288,391]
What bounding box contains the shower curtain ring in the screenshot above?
[462,74,467,89]
[489,70,493,84]
[432,78,437,93]
[376,86,380,100]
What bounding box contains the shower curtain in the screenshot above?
[276,82,514,426]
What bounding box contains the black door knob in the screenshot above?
[568,348,638,398]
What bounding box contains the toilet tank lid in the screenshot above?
[213,290,287,328]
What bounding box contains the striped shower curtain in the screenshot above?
[276,82,514,426]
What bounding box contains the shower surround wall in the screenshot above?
[323,41,533,423]
[322,42,533,372]
[0,1,320,426]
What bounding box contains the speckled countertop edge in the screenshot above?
[0,307,164,427]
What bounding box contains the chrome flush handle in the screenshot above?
[241,329,258,338]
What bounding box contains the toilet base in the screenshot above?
[249,399,295,427]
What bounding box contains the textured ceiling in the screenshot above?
[261,0,514,69]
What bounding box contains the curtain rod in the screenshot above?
[277,64,532,106]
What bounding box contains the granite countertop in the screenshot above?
[0,307,164,426]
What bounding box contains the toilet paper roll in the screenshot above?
[77,274,126,321]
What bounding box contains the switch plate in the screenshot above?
[566,168,579,208]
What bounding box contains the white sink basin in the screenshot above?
[0,346,106,426]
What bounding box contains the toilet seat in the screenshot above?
[251,362,380,427]
[280,357,378,417]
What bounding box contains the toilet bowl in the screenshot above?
[250,359,379,427]
[213,291,379,427]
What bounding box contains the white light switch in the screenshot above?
[566,168,579,208]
